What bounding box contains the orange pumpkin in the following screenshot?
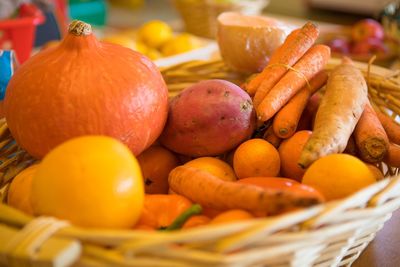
[4,20,168,158]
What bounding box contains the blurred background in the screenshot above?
[0,0,399,66]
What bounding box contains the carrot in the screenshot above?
[263,125,282,148]
[246,29,301,96]
[384,143,400,168]
[240,74,258,94]
[298,57,368,168]
[305,92,322,120]
[257,44,331,122]
[376,111,400,145]
[302,92,323,130]
[354,101,389,163]
[250,23,319,104]
[272,70,328,138]
[169,166,322,215]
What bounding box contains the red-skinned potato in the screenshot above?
[160,80,256,157]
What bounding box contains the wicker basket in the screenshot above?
[1,58,400,267]
[172,0,269,39]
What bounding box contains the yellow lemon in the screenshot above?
[134,40,148,54]
[103,35,148,54]
[146,48,163,60]
[302,154,376,201]
[137,20,173,48]
[102,35,137,50]
[7,164,39,215]
[31,136,144,229]
[161,33,201,56]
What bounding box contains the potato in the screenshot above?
[160,80,256,157]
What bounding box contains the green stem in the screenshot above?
[160,204,202,231]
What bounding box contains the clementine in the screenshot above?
[233,138,280,179]
[302,154,376,201]
[137,145,180,194]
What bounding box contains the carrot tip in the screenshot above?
[279,128,288,135]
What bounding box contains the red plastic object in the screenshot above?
[0,4,45,63]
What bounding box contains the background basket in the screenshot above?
[172,0,269,39]
[1,58,400,267]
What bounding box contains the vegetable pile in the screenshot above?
[4,18,399,231]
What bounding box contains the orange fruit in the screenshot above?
[7,164,39,215]
[185,157,237,181]
[233,138,280,179]
[182,215,211,229]
[161,33,201,56]
[102,35,137,50]
[302,154,376,201]
[278,130,312,182]
[210,209,254,225]
[366,164,384,181]
[31,136,144,229]
[137,146,180,194]
[138,20,173,48]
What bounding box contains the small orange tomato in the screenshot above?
[210,209,254,225]
[182,215,211,229]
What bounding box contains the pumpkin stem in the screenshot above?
[68,20,92,36]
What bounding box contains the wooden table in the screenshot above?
[353,209,400,267]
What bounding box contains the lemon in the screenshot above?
[102,35,136,50]
[302,154,376,201]
[31,136,144,229]
[161,33,201,56]
[146,48,163,60]
[102,34,149,54]
[137,20,173,48]
[134,41,148,54]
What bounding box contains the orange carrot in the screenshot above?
[272,70,328,138]
[376,111,400,145]
[384,143,400,168]
[263,125,282,148]
[298,57,368,168]
[169,166,322,215]
[300,92,323,130]
[354,102,389,163]
[246,29,301,96]
[257,44,331,122]
[305,92,322,123]
[249,22,319,101]
[240,74,258,94]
